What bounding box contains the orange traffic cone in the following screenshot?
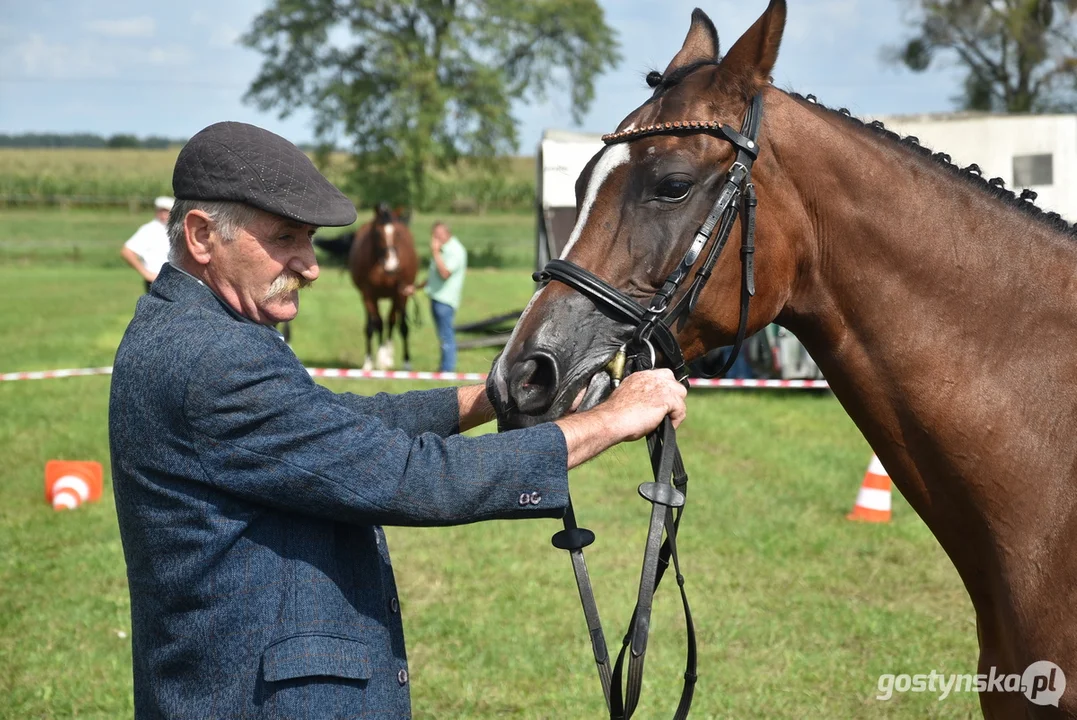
[847,454,891,522]
[45,460,103,511]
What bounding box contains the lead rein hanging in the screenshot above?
[542,93,765,719]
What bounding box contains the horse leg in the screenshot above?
[380,299,398,371]
[372,302,390,370]
[398,296,411,371]
[972,605,1067,719]
[362,296,379,371]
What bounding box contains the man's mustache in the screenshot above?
[264,272,313,301]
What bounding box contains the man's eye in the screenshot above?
[655,178,692,202]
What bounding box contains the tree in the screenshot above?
[107,134,141,149]
[894,0,1077,112]
[242,0,620,209]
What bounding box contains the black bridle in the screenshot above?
[532,93,764,719]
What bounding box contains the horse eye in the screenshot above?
[655,178,693,202]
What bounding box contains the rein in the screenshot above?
[533,93,764,718]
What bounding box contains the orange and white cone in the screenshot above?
[847,454,891,523]
[45,460,103,511]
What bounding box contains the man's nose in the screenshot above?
[290,243,320,282]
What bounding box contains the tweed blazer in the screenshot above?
[109,264,569,719]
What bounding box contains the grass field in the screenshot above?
[0,206,537,272]
[0,210,982,718]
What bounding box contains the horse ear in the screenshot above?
[719,0,787,91]
[662,8,720,75]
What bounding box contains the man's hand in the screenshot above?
[555,369,687,469]
[402,284,415,297]
[430,235,451,280]
[597,369,687,441]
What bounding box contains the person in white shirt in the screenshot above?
[121,196,174,292]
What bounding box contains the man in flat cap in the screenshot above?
[109,121,687,718]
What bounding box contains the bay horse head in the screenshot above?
[490,1,792,427]
[373,201,401,273]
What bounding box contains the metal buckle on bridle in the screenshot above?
[606,345,628,388]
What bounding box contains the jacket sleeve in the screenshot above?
[183,335,568,527]
[334,387,461,438]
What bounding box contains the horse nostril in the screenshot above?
[508,353,559,415]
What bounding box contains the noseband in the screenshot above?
[532,94,764,719]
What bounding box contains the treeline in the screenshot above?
[0,133,186,149]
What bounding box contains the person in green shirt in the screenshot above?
[407,222,467,372]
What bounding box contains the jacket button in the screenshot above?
[398,668,409,686]
[390,597,399,613]
[529,491,542,505]
[518,492,531,506]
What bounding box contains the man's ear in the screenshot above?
[183,210,214,266]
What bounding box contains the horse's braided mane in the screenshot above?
[640,66,1074,235]
[786,92,1077,237]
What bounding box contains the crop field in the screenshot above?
[0,148,535,212]
[0,202,980,718]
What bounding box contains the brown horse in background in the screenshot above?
[489,2,1077,716]
[348,203,417,370]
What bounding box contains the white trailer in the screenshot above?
[535,129,607,270]
[873,111,1077,220]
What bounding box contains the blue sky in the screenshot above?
[0,1,964,151]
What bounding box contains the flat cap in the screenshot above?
[172,121,357,227]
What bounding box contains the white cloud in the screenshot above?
[209,26,241,49]
[786,0,864,43]
[190,10,241,48]
[147,45,192,66]
[85,16,156,39]
[6,32,118,78]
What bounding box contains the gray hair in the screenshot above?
[167,199,261,262]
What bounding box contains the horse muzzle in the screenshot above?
[488,345,622,430]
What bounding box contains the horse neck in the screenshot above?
[768,97,1077,554]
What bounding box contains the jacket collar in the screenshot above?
[152,263,259,326]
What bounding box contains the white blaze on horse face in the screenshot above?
[492,144,631,394]
[559,143,630,260]
[382,224,399,272]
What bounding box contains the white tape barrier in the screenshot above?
[0,367,114,382]
[0,366,830,390]
[307,368,488,382]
